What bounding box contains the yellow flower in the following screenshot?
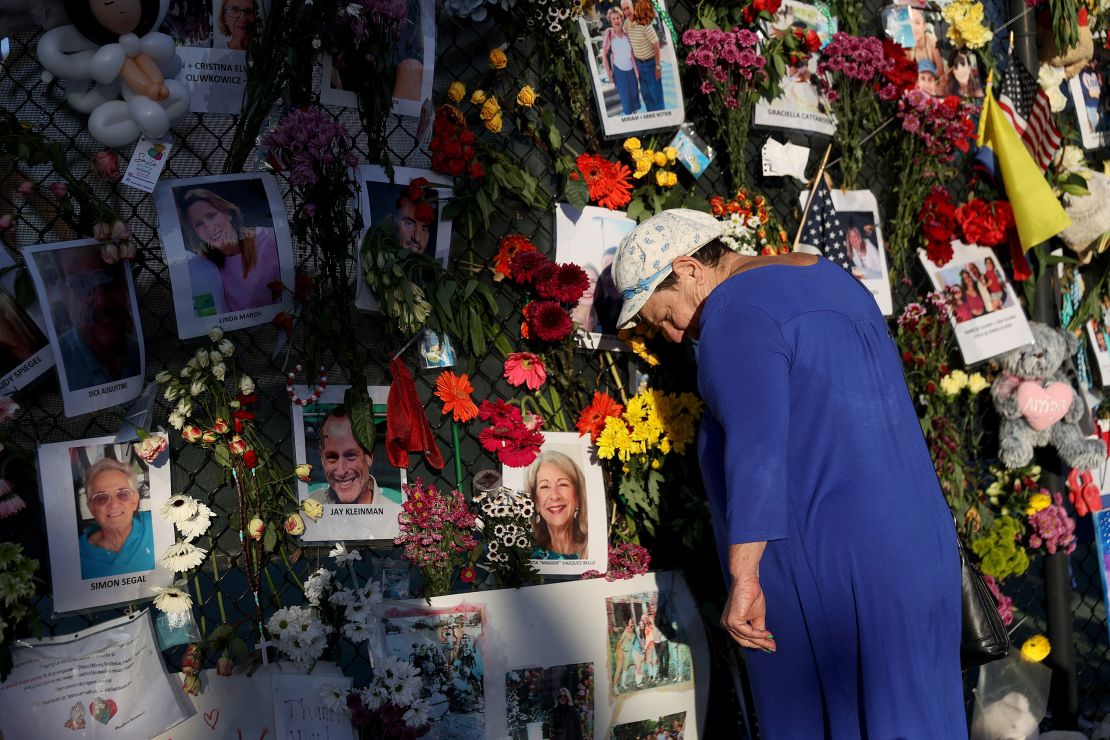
[470,89,487,105]
[1020,635,1051,663]
[643,149,655,160]
[650,458,661,469]
[949,369,969,388]
[624,334,660,366]
[939,374,963,397]
[301,498,324,521]
[489,48,508,69]
[483,113,504,133]
[967,373,990,395]
[655,170,669,187]
[663,146,678,162]
[665,171,678,187]
[1025,492,1051,516]
[447,81,466,103]
[597,416,635,462]
[516,85,536,107]
[479,96,501,121]
[653,151,668,167]
[623,137,642,152]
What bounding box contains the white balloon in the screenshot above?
[89,43,125,86]
[88,100,140,148]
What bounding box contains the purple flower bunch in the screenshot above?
[982,574,1014,626]
[817,33,891,84]
[896,90,979,158]
[580,542,651,581]
[263,108,358,190]
[1027,491,1077,556]
[324,0,406,58]
[682,27,767,105]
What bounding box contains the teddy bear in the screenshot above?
[991,322,1106,472]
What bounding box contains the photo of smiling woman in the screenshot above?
[501,432,608,575]
[77,456,155,580]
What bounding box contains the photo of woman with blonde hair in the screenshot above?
[526,449,589,559]
[178,186,281,313]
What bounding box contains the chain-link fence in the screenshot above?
[1,0,1109,733]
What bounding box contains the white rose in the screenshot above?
[209,350,223,365]
[195,348,210,368]
[218,339,234,357]
[1054,145,1086,174]
[240,375,255,395]
[1038,64,1067,113]
[155,371,172,383]
[190,379,206,396]
[208,327,224,342]
[212,363,227,381]
[176,397,193,416]
[168,411,185,429]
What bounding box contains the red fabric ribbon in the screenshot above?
[386,357,445,470]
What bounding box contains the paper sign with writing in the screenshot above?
[271,673,354,740]
[151,669,275,740]
[122,135,174,193]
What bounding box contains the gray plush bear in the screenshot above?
[991,322,1106,471]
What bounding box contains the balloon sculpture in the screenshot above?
[37,0,190,147]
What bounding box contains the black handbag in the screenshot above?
[957,528,1010,669]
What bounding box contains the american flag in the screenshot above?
[799,180,851,271]
[996,56,1062,171]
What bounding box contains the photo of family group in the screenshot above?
[156,173,294,338]
[1069,52,1110,150]
[291,384,405,543]
[25,239,146,417]
[383,607,485,739]
[0,246,53,394]
[356,166,453,312]
[921,242,1034,365]
[933,256,1014,324]
[505,662,594,740]
[611,711,686,740]
[606,590,693,696]
[882,5,984,98]
[320,0,435,117]
[39,435,174,613]
[555,204,636,349]
[755,0,837,135]
[500,432,608,575]
[578,0,685,136]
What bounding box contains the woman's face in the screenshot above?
[88,469,138,534]
[847,229,862,251]
[910,9,925,40]
[187,200,238,253]
[609,11,623,29]
[984,258,994,271]
[954,57,972,85]
[534,461,579,532]
[223,0,257,46]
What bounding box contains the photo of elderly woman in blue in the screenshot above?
[78,458,155,579]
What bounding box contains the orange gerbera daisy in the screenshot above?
[435,371,478,423]
[494,234,537,279]
[575,153,633,211]
[576,391,625,442]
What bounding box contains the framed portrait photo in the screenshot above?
[319,0,436,117]
[920,241,1034,365]
[754,0,838,135]
[24,239,146,418]
[500,432,608,576]
[1069,54,1110,150]
[355,165,453,312]
[290,384,406,543]
[555,203,637,351]
[0,245,54,394]
[155,173,295,339]
[38,434,175,614]
[577,0,686,137]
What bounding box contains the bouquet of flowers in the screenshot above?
[497,235,589,344]
[477,400,545,468]
[941,0,993,50]
[472,486,538,587]
[330,655,432,738]
[710,189,789,255]
[394,481,479,597]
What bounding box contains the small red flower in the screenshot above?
[243,449,259,468]
[459,565,477,583]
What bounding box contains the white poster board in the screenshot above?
[0,612,191,739]
[150,669,276,740]
[271,672,355,740]
[919,241,1034,365]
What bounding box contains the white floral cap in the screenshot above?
[614,208,723,328]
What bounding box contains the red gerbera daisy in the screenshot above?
[536,263,590,304]
[524,300,574,342]
[510,250,550,284]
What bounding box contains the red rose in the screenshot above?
[243,449,258,468]
[805,30,821,52]
[926,238,954,266]
[468,161,485,179]
[957,198,1008,246]
[414,201,435,224]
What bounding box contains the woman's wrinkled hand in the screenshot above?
[722,576,777,653]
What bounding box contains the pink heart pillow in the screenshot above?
[1015,381,1072,431]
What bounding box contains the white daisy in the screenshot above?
[320,684,349,713]
[159,494,200,524]
[329,542,361,566]
[514,535,529,548]
[304,568,332,605]
[176,503,214,541]
[328,588,355,607]
[160,541,207,572]
[267,606,301,641]
[152,586,193,613]
[403,700,430,727]
[343,620,375,644]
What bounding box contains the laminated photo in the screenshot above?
[882,5,984,98]
[920,242,1034,365]
[291,384,406,543]
[1069,53,1110,150]
[555,203,637,351]
[25,239,146,418]
[155,173,295,338]
[0,246,54,394]
[355,165,453,312]
[505,662,594,740]
[38,434,175,614]
[500,432,608,576]
[319,0,436,117]
[0,611,192,739]
[578,0,686,137]
[754,0,838,135]
[796,188,893,316]
[606,590,693,696]
[611,711,687,740]
[382,605,486,739]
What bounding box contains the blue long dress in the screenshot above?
[696,258,965,738]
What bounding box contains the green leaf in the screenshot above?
[263,526,277,553]
[564,177,589,212]
[625,198,647,223]
[469,308,486,356]
[1060,183,1089,196]
[213,444,231,468]
[463,278,478,302]
[344,385,377,453]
